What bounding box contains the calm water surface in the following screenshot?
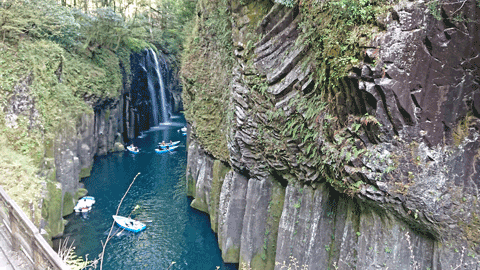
[63,115,236,270]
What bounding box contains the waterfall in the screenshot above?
[140,50,160,125]
[138,49,170,126]
[149,49,170,124]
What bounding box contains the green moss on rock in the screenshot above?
[190,198,209,213]
[210,160,231,233]
[113,142,125,152]
[42,181,64,239]
[62,191,75,217]
[224,245,241,263]
[44,139,55,159]
[181,0,234,161]
[256,181,285,270]
[187,174,196,197]
[74,188,88,200]
[79,166,92,179]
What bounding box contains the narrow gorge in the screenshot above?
[182,0,480,269]
[1,0,480,269]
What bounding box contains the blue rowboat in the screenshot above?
[158,141,180,149]
[127,145,139,154]
[112,215,146,233]
[155,145,179,154]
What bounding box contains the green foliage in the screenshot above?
[147,0,197,61]
[453,114,474,146]
[244,0,391,194]
[0,128,43,223]
[0,0,81,48]
[275,0,296,8]
[0,0,161,55]
[298,0,390,93]
[76,7,148,51]
[428,0,473,23]
[427,0,442,20]
[123,37,153,52]
[330,0,377,25]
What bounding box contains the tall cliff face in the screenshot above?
[0,39,143,239]
[182,0,480,268]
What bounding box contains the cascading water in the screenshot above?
[149,49,170,124]
[140,50,160,126]
[138,49,171,126]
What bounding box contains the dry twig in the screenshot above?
[99,172,141,270]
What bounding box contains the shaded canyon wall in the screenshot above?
[183,0,480,269]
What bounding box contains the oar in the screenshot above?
[128,205,152,223]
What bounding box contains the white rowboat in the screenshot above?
[112,215,146,233]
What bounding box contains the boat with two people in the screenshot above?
[158,140,180,149]
[127,144,139,154]
[155,145,179,154]
[74,196,96,213]
[112,215,146,233]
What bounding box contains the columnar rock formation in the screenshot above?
[183,0,480,268]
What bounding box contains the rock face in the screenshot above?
[3,52,143,238]
[183,0,480,269]
[53,99,125,217]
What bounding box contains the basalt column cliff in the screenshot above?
[182,0,480,269]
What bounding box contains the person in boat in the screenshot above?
[161,141,166,146]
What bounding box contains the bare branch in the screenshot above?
[99,172,140,270]
[451,0,467,16]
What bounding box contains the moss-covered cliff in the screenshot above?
[0,35,130,240]
[182,0,480,268]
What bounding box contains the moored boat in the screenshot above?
[155,145,179,154]
[112,215,146,233]
[74,196,95,213]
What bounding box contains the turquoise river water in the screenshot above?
[62,115,236,270]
